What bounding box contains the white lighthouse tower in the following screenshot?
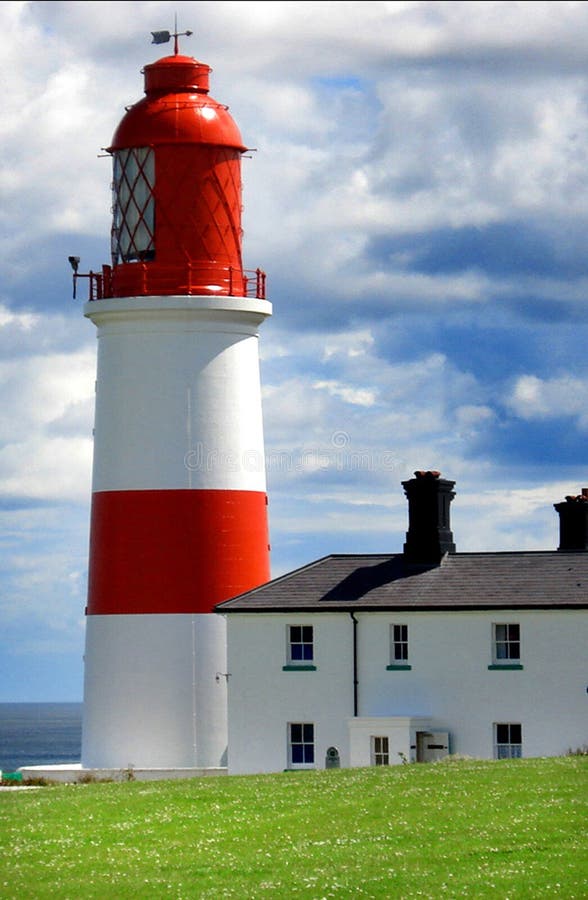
[80,35,271,772]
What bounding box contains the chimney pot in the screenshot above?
[554,488,588,551]
[402,471,456,563]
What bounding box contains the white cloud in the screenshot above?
[452,481,576,552]
[454,404,496,439]
[322,330,375,360]
[507,373,588,429]
[0,436,93,503]
[0,307,95,503]
[0,306,38,330]
[262,330,490,505]
[0,349,95,437]
[313,379,377,407]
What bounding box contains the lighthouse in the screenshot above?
[80,35,271,771]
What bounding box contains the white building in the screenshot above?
[218,471,588,775]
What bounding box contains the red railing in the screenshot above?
[78,265,266,301]
[239,268,267,300]
[72,266,112,301]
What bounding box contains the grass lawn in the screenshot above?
[0,756,586,898]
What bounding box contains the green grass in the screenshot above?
[1,757,586,898]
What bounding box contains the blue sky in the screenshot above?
[1,0,587,701]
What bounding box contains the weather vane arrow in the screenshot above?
[151,16,193,55]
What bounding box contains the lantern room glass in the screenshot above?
[111,148,155,264]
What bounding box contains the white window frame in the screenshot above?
[492,623,521,664]
[288,722,315,768]
[371,735,390,766]
[287,624,314,665]
[390,623,409,663]
[494,722,522,759]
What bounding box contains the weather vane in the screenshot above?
[151,14,192,55]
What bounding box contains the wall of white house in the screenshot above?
[358,610,586,760]
[224,609,587,775]
[225,613,353,774]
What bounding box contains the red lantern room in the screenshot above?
[102,45,261,299]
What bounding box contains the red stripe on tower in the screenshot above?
[80,38,271,771]
[87,490,269,615]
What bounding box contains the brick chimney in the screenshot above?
[554,488,588,551]
[402,470,456,563]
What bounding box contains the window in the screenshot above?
[289,723,315,767]
[111,147,155,264]
[391,624,408,661]
[288,625,313,664]
[371,736,389,766]
[493,623,520,663]
[387,624,411,668]
[494,723,522,759]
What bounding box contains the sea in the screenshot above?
[0,703,82,774]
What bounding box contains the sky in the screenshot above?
[1,0,588,701]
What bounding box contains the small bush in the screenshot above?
[76,772,113,785]
[0,775,54,787]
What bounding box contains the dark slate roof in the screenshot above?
[216,551,588,612]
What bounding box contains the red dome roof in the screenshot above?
[109,53,246,150]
